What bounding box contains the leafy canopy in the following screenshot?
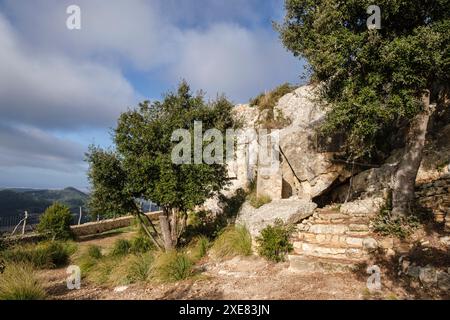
[37,203,73,240]
[87,81,237,217]
[277,0,450,159]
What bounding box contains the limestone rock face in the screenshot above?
[236,198,317,238]
[276,86,349,199]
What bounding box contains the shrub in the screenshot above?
[372,209,421,239]
[1,241,75,269]
[371,193,429,239]
[250,83,295,129]
[126,253,154,283]
[256,219,294,262]
[248,193,272,209]
[212,225,252,259]
[37,203,73,240]
[87,245,102,259]
[130,236,154,254]
[110,239,131,256]
[153,251,193,282]
[0,263,46,300]
[187,236,210,261]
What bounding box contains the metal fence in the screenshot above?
[0,202,161,234]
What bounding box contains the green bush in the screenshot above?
[256,219,294,262]
[153,251,193,282]
[87,245,102,259]
[126,253,154,283]
[372,209,421,239]
[0,263,46,300]
[187,236,210,261]
[110,239,131,256]
[37,203,73,240]
[130,236,154,254]
[212,225,252,259]
[371,193,429,239]
[1,241,75,269]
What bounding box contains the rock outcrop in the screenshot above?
[236,198,317,238]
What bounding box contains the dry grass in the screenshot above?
[0,262,47,300]
[211,225,252,259]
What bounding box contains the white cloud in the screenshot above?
[0,12,137,130]
[170,24,301,102]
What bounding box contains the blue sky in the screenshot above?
[0,0,305,191]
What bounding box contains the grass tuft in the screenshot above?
[152,251,193,282]
[0,262,47,300]
[211,225,252,259]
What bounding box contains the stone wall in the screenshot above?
[70,212,162,238]
[416,175,450,231]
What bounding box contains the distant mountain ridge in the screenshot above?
[0,187,88,216]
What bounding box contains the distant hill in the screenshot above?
[0,187,88,216]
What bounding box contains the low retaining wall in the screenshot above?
[70,211,162,238]
[416,175,450,231]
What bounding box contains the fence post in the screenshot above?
[78,207,82,225]
[21,211,28,235]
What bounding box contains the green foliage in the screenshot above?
[86,81,238,247]
[183,189,248,243]
[126,253,154,283]
[130,235,154,254]
[0,263,46,300]
[256,219,294,262]
[187,236,210,261]
[277,0,450,159]
[37,203,73,240]
[0,187,87,217]
[87,245,102,259]
[248,193,272,209]
[372,208,420,239]
[0,241,75,269]
[86,147,138,219]
[250,83,295,129]
[212,225,252,259]
[153,251,193,282]
[110,239,131,256]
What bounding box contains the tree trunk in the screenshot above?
[392,91,431,218]
[159,208,174,250]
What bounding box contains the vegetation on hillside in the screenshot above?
[277,0,450,217]
[0,187,87,217]
[37,203,74,240]
[86,81,239,250]
[250,83,295,129]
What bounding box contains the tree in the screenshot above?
[86,81,237,250]
[37,203,73,240]
[277,0,450,217]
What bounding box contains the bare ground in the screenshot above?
[37,229,448,300]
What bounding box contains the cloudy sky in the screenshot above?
[0,0,305,191]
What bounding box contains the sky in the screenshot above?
[0,0,305,191]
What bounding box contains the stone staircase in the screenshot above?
[289,208,379,273]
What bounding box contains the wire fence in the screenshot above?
[0,202,161,234]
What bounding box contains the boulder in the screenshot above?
[236,198,317,238]
[419,266,437,287]
[437,271,450,291]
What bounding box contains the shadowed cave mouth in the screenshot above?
[311,175,355,208]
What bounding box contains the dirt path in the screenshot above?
[40,254,377,300]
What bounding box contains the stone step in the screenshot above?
[293,241,369,260]
[308,223,370,235]
[313,216,372,224]
[294,232,376,248]
[288,255,362,274]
